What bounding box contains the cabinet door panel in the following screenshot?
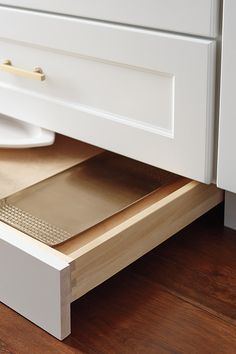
[0,7,216,182]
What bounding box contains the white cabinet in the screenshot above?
[0,1,225,340]
[218,0,236,193]
[0,0,220,37]
[217,0,236,229]
[0,7,216,182]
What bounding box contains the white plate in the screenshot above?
[0,115,55,148]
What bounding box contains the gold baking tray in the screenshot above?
[0,152,175,246]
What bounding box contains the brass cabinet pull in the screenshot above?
[0,60,46,81]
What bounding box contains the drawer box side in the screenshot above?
[70,182,223,301]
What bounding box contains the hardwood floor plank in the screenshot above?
[0,304,84,354]
[130,204,236,323]
[0,338,14,354]
[70,268,236,354]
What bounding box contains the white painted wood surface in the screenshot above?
[217,0,236,194]
[0,221,72,340]
[0,7,216,182]
[224,191,236,230]
[0,0,220,37]
[0,114,55,148]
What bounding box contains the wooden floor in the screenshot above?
[1,203,236,353]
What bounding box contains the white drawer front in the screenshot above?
[0,8,216,182]
[0,222,71,340]
[0,0,220,37]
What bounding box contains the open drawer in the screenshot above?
[0,135,224,340]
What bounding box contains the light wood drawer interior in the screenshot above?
[0,135,224,303]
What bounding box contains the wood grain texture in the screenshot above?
[70,267,236,354]
[0,303,85,354]
[132,204,236,324]
[2,204,236,353]
[66,181,223,302]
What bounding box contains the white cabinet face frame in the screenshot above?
[217,0,236,193]
[0,0,220,37]
[0,8,216,182]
